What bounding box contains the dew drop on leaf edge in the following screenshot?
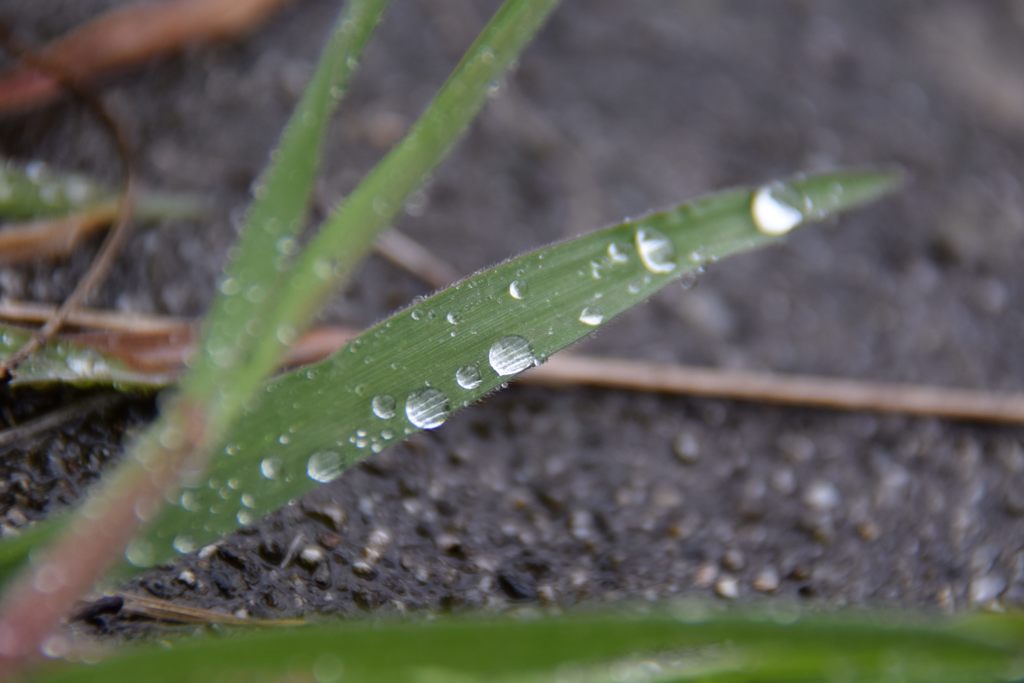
[405,388,450,429]
[456,364,482,389]
[751,182,804,235]
[488,335,537,376]
[307,451,343,483]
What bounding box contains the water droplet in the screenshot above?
[180,490,200,511]
[488,335,536,376]
[371,394,396,419]
[508,279,527,300]
[411,309,423,321]
[277,434,291,445]
[607,242,630,263]
[307,451,343,483]
[405,388,450,429]
[455,364,482,389]
[260,457,282,480]
[445,311,460,325]
[578,306,604,326]
[627,275,652,294]
[276,324,297,345]
[751,182,804,235]
[219,277,241,296]
[275,236,298,256]
[173,535,196,554]
[240,493,256,509]
[313,258,332,280]
[124,539,155,568]
[635,227,677,274]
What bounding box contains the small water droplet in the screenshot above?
[275,236,298,256]
[260,457,282,480]
[607,242,630,263]
[219,277,241,296]
[313,258,333,280]
[278,434,291,445]
[124,539,155,568]
[276,324,297,345]
[635,226,677,274]
[508,279,527,300]
[455,364,482,389]
[445,311,460,325]
[751,182,804,235]
[371,394,396,419]
[405,388,450,429]
[411,309,423,321]
[173,535,196,554]
[488,335,537,376]
[307,451,343,483]
[578,306,604,326]
[240,493,256,509]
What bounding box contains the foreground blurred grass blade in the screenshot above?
[184,0,390,400]
[186,0,563,432]
[29,609,1019,683]
[138,169,899,565]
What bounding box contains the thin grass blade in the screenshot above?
[26,609,1019,683]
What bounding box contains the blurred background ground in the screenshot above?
[1,0,1023,633]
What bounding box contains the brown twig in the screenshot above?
[0,298,186,335]
[373,228,462,289]
[526,355,1024,425]
[0,0,294,113]
[4,303,1024,425]
[0,201,120,265]
[113,593,305,626]
[0,26,138,384]
[0,392,123,449]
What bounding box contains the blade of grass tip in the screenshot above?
[186,0,563,432]
[26,609,1015,683]
[139,169,900,567]
[0,3,389,676]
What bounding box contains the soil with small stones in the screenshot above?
[2,0,1024,638]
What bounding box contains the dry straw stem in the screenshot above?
[5,302,1023,426]
[0,0,294,113]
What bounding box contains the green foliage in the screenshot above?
[27,609,1022,683]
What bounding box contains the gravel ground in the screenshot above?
[1,0,1023,636]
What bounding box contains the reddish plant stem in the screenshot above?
[0,398,207,679]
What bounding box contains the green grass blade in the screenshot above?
[0,325,169,388]
[26,609,1019,683]
[137,169,899,565]
[184,0,390,400]
[0,158,203,222]
[187,0,563,433]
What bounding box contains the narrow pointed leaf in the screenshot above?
[136,169,900,566]
[27,609,1017,683]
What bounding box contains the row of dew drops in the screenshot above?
[157,182,808,561]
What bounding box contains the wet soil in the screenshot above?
[2,0,1024,635]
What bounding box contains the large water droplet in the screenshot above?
[456,364,482,389]
[405,388,450,429]
[307,451,343,483]
[508,279,527,300]
[578,306,604,326]
[751,182,804,235]
[371,394,396,419]
[635,227,677,274]
[488,335,536,376]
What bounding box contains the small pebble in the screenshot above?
[969,574,1006,605]
[672,433,700,464]
[352,560,376,578]
[176,569,197,587]
[693,562,718,588]
[752,567,780,593]
[722,548,745,571]
[714,576,739,599]
[298,546,324,568]
[803,481,840,511]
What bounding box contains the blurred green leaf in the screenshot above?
[29,608,1019,683]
